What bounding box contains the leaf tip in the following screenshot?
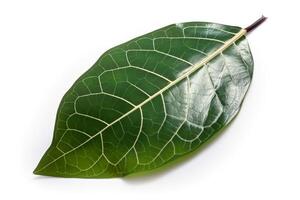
[33,167,40,175]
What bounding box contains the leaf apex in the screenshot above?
[33,167,41,175]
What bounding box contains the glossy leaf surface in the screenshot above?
[34,22,253,178]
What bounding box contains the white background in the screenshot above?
[1,0,299,199]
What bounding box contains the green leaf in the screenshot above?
[34,22,253,178]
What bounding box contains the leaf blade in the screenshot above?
[34,22,253,178]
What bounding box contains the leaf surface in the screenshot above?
[34,22,253,178]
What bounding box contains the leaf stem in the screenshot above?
[245,15,267,33]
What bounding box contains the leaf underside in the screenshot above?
[34,22,253,178]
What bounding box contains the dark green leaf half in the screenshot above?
[34,22,253,178]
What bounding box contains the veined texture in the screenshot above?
[34,22,253,178]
